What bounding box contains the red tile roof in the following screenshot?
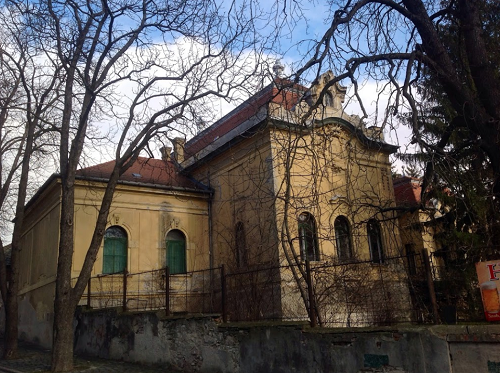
[393,176,421,206]
[184,79,307,158]
[76,157,206,191]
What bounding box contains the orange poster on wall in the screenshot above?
[476,261,500,322]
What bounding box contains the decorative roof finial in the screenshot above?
[273,60,284,78]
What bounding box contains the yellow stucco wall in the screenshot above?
[269,120,401,264]
[189,117,402,267]
[266,119,407,324]
[72,180,210,277]
[19,180,60,294]
[186,114,407,323]
[398,209,444,278]
[190,129,280,271]
[18,179,61,346]
[18,177,210,335]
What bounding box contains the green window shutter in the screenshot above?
[167,239,186,274]
[103,236,127,274]
[114,237,127,272]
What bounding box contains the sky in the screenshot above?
[207,0,416,166]
[1,0,421,241]
[47,0,416,174]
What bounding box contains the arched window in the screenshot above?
[166,229,186,274]
[103,226,128,274]
[334,216,352,261]
[367,220,384,263]
[235,222,247,267]
[298,212,320,261]
[405,244,417,275]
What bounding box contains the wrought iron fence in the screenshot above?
[75,266,223,315]
[224,265,283,322]
[74,250,486,326]
[224,255,421,327]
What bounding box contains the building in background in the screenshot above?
[393,176,446,277]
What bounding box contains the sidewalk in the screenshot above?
[0,340,181,373]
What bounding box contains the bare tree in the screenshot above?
[264,0,500,319]
[189,72,410,327]
[272,105,405,325]
[0,23,25,360]
[0,2,62,358]
[4,0,265,370]
[279,0,500,217]
[262,0,500,326]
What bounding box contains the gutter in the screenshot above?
[23,172,212,215]
[74,175,212,196]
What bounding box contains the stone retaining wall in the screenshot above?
[72,309,500,373]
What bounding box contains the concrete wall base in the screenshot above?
[72,309,500,373]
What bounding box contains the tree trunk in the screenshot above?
[0,239,12,359]
[2,114,36,359]
[51,179,77,372]
[3,289,18,359]
[3,225,21,360]
[51,294,75,372]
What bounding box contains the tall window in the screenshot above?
[405,244,417,275]
[166,229,186,274]
[298,212,320,261]
[334,216,352,261]
[367,219,384,263]
[235,222,247,267]
[103,226,128,274]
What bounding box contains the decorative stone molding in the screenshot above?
[170,218,180,229]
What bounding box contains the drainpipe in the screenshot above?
[208,184,214,271]
[207,171,215,309]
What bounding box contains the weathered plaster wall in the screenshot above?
[73,310,500,373]
[18,287,54,348]
[190,130,280,271]
[15,176,211,349]
[72,182,210,276]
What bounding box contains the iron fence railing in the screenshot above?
[74,250,486,326]
[224,255,423,327]
[75,266,223,315]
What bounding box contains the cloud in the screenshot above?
[83,36,275,164]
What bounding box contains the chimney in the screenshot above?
[172,137,186,163]
[273,60,284,78]
[160,146,172,162]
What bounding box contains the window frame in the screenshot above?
[235,222,247,268]
[166,229,187,275]
[298,212,320,262]
[102,226,128,274]
[405,243,417,275]
[334,216,352,262]
[367,219,384,264]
